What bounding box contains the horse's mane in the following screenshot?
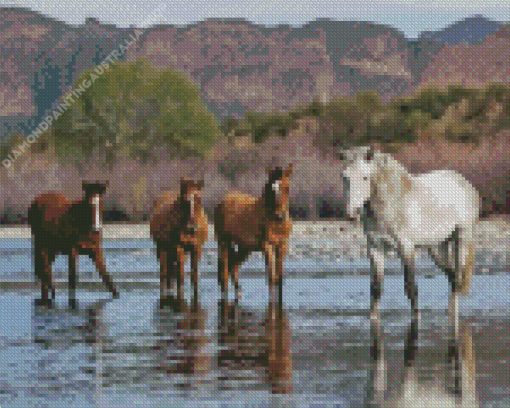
[373,151,413,200]
[263,167,284,209]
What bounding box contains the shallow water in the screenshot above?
[1,238,507,284]
[1,237,509,407]
[1,276,509,408]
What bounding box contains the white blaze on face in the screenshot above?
[92,195,102,231]
[189,192,195,221]
[345,160,373,218]
[272,180,281,199]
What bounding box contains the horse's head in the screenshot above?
[83,181,109,197]
[341,146,376,220]
[180,178,204,229]
[266,163,293,221]
[82,181,109,232]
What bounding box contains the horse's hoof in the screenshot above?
[173,297,187,312]
[35,299,53,308]
[159,296,175,308]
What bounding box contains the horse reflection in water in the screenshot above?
[217,299,293,395]
[366,319,478,407]
[33,298,111,347]
[152,299,212,388]
[32,299,111,402]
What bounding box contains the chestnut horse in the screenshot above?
[150,178,208,304]
[28,181,118,308]
[214,163,293,303]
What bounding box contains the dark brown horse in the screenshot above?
[28,181,118,308]
[214,163,293,303]
[150,178,208,305]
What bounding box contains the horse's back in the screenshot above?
[399,170,480,243]
[29,192,71,227]
[224,191,257,206]
[215,191,263,246]
[152,191,178,213]
[416,170,480,221]
[150,200,179,241]
[216,191,256,224]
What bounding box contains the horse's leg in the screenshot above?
[400,245,419,324]
[427,240,450,272]
[158,246,169,301]
[218,241,229,299]
[90,247,118,299]
[455,225,474,296]
[448,226,475,386]
[191,247,200,303]
[229,248,249,302]
[365,319,387,406]
[68,247,79,309]
[48,251,56,301]
[368,246,385,333]
[35,247,51,306]
[264,244,277,303]
[176,246,186,301]
[275,244,287,306]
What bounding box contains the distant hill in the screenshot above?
[0,7,508,141]
[418,15,503,45]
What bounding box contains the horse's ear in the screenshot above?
[267,166,282,177]
[284,163,293,177]
[366,146,375,161]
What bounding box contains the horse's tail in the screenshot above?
[456,222,476,295]
[213,202,224,241]
[28,200,42,281]
[459,241,475,295]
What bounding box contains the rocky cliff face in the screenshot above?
[1,9,508,140]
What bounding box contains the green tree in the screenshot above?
[52,58,220,169]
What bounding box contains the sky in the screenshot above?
[1,0,509,39]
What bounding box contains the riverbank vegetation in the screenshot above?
[1,59,508,224]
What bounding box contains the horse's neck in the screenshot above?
[71,197,90,216]
[263,185,277,216]
[177,197,190,217]
[371,156,412,217]
[51,197,93,236]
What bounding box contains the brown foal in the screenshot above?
[150,178,208,305]
[214,163,293,303]
[28,181,118,308]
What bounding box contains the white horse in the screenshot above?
[341,146,480,341]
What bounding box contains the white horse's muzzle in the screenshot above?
[346,205,362,222]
